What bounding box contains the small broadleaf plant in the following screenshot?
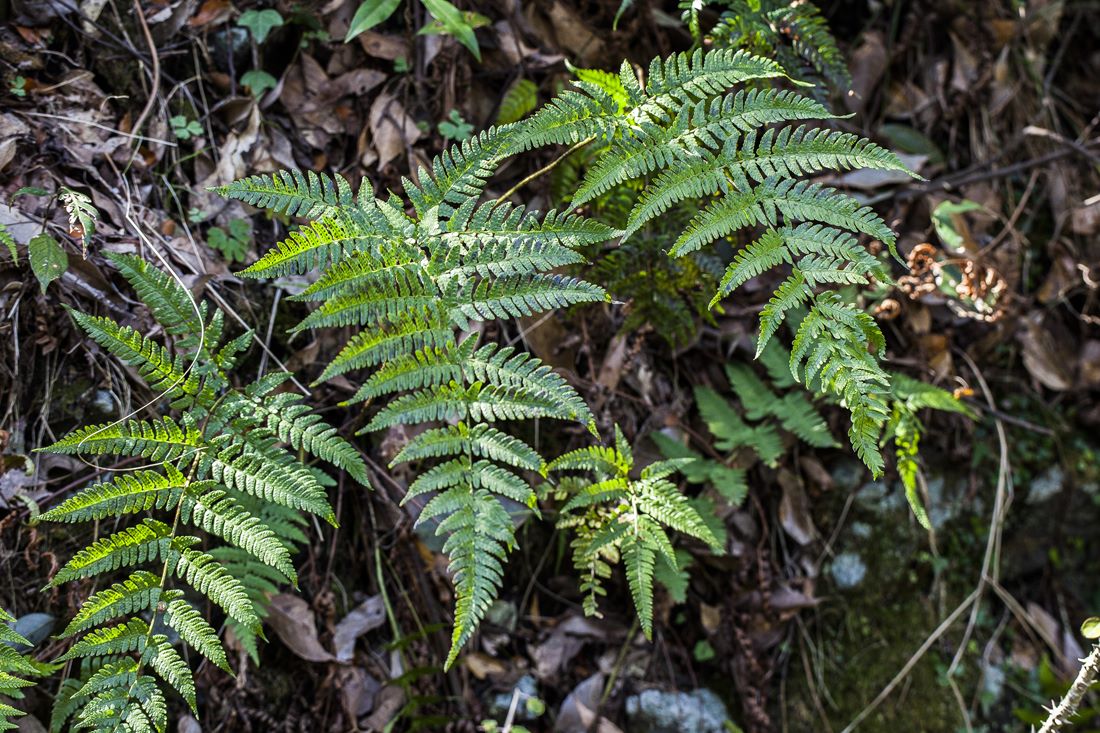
[215,45,913,665]
[546,426,722,635]
[37,253,366,732]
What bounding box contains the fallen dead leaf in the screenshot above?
[369,94,421,170]
[555,673,624,733]
[267,593,336,663]
[1018,313,1074,391]
[332,595,386,663]
[778,469,817,545]
[465,652,508,680]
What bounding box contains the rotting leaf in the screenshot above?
[58,187,97,257]
[28,232,67,292]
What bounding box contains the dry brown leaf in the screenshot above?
[555,673,624,733]
[369,94,421,169]
[189,0,230,26]
[361,686,404,731]
[845,31,887,114]
[777,469,816,545]
[356,30,409,61]
[332,596,386,663]
[465,652,508,680]
[545,2,604,62]
[699,603,722,634]
[1018,313,1073,391]
[266,594,336,663]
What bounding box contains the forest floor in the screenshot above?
[1,1,1099,732]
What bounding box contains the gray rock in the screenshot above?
[829,552,867,589]
[624,688,730,733]
[6,612,54,652]
[1027,466,1064,504]
[489,674,540,722]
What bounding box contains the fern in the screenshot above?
[686,0,851,92]
[218,136,611,670]
[882,373,976,528]
[217,45,912,665]
[1,608,56,731]
[536,50,916,474]
[38,254,365,731]
[547,427,721,636]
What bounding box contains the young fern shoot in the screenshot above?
[38,254,365,732]
[546,426,722,636]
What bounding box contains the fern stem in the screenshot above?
[499,137,595,202]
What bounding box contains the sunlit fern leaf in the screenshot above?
[106,253,203,337]
[0,607,53,732]
[392,423,542,471]
[438,490,512,668]
[496,78,539,125]
[49,519,174,587]
[171,546,260,630]
[65,307,203,404]
[405,125,517,218]
[41,417,203,462]
[180,484,296,579]
[39,466,189,523]
[164,598,230,672]
[212,169,355,219]
[143,636,196,711]
[60,573,163,637]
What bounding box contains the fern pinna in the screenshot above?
[546,427,722,635]
[215,163,613,667]
[37,253,365,732]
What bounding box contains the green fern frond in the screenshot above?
[180,485,296,579]
[441,491,512,668]
[550,426,722,638]
[405,125,517,218]
[164,598,231,672]
[392,423,541,471]
[106,254,202,337]
[65,307,202,402]
[171,546,260,630]
[60,572,163,636]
